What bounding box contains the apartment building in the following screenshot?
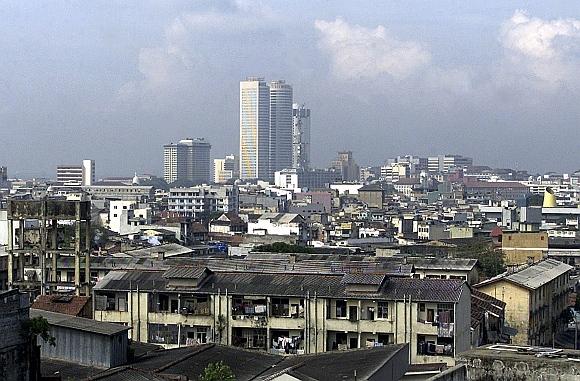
[474,259,572,346]
[168,185,238,219]
[93,267,470,366]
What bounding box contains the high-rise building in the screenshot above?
[163,138,211,185]
[240,77,270,180]
[0,166,7,186]
[214,154,239,183]
[268,80,293,176]
[292,103,311,170]
[56,159,95,186]
[331,151,360,182]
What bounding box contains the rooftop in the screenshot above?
[475,258,573,290]
[31,309,130,336]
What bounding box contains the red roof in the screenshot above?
[490,226,503,237]
[32,295,91,317]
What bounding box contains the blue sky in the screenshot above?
[1,1,580,177]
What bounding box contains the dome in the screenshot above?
[132,172,140,185]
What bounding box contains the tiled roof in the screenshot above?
[341,273,386,285]
[32,295,90,317]
[95,269,465,303]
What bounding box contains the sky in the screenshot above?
[1,1,580,178]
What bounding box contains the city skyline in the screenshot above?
[2,2,580,177]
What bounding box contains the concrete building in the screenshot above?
[292,103,311,170]
[83,184,154,203]
[240,77,270,180]
[163,138,211,185]
[332,151,360,182]
[275,168,342,190]
[56,159,95,186]
[6,199,92,296]
[93,268,471,366]
[168,185,238,219]
[31,308,129,368]
[108,200,152,235]
[358,183,392,209]
[0,289,35,381]
[248,213,309,244]
[475,259,572,346]
[0,166,8,187]
[213,154,239,183]
[501,231,548,265]
[269,80,293,177]
[427,155,473,174]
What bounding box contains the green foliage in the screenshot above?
[255,242,314,254]
[199,361,235,381]
[450,238,506,279]
[23,316,56,346]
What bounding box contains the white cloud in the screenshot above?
[499,10,580,85]
[117,1,274,106]
[314,18,431,81]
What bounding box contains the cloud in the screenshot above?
[498,10,580,85]
[117,1,275,106]
[314,18,431,81]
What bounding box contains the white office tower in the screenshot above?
[82,159,95,186]
[240,78,270,180]
[292,103,311,170]
[57,159,95,186]
[214,154,239,183]
[163,138,211,184]
[268,80,293,177]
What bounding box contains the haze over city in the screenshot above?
[1,1,580,177]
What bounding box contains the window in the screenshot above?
[336,300,347,318]
[378,302,389,319]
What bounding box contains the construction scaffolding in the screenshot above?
[7,199,91,296]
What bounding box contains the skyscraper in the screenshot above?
[240,77,270,180]
[268,80,293,176]
[292,103,311,170]
[163,138,211,184]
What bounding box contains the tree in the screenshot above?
[23,316,56,346]
[199,361,235,381]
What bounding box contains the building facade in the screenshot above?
[163,138,211,185]
[94,268,471,366]
[240,78,270,180]
[168,185,238,219]
[292,103,311,170]
[475,259,572,346]
[269,80,293,177]
[57,159,94,186]
[427,155,473,173]
[213,154,239,183]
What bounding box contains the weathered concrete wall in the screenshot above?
[0,291,32,381]
[428,365,467,381]
[456,351,580,381]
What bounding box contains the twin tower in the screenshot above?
[240,77,310,180]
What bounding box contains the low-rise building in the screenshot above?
[168,185,238,219]
[248,213,309,244]
[474,259,572,346]
[501,231,548,265]
[93,267,471,366]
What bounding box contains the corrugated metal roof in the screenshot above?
[162,266,208,279]
[30,309,130,336]
[475,259,573,290]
